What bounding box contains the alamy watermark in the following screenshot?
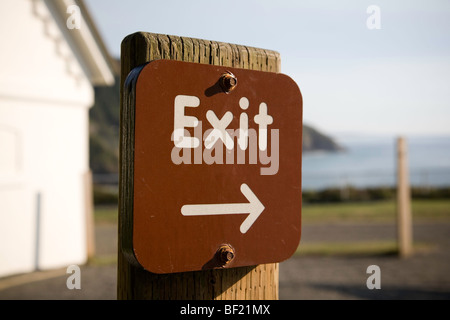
[66,264,81,290]
[66,5,81,30]
[366,5,381,30]
[366,265,381,289]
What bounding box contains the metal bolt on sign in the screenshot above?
[220,71,237,93]
[217,244,235,266]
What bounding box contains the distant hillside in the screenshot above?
[89,73,120,174]
[89,73,342,175]
[302,125,343,152]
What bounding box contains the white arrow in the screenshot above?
[181,183,265,234]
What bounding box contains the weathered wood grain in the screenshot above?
[118,32,281,300]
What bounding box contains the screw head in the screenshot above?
[220,72,237,93]
[217,244,235,265]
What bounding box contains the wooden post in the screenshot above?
[84,170,95,259]
[396,136,413,258]
[117,32,280,299]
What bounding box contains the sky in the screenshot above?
[84,0,450,138]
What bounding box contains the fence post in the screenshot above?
[396,136,413,257]
[84,170,95,259]
[117,32,280,299]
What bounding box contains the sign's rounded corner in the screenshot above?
[121,246,142,269]
[280,230,302,263]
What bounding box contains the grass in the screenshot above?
[295,241,433,257]
[409,199,450,220]
[87,254,118,266]
[302,199,450,224]
[94,205,118,224]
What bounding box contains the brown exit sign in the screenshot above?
[122,59,303,274]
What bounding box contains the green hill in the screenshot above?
[302,125,343,152]
[89,73,120,174]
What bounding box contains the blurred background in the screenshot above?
[1,0,449,299]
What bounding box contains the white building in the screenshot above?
[0,0,114,277]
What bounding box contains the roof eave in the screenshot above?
[46,0,115,86]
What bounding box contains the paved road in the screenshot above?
[0,221,449,300]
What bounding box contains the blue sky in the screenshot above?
[85,0,450,137]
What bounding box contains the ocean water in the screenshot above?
[301,135,450,190]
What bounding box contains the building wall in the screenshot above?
[0,0,93,277]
